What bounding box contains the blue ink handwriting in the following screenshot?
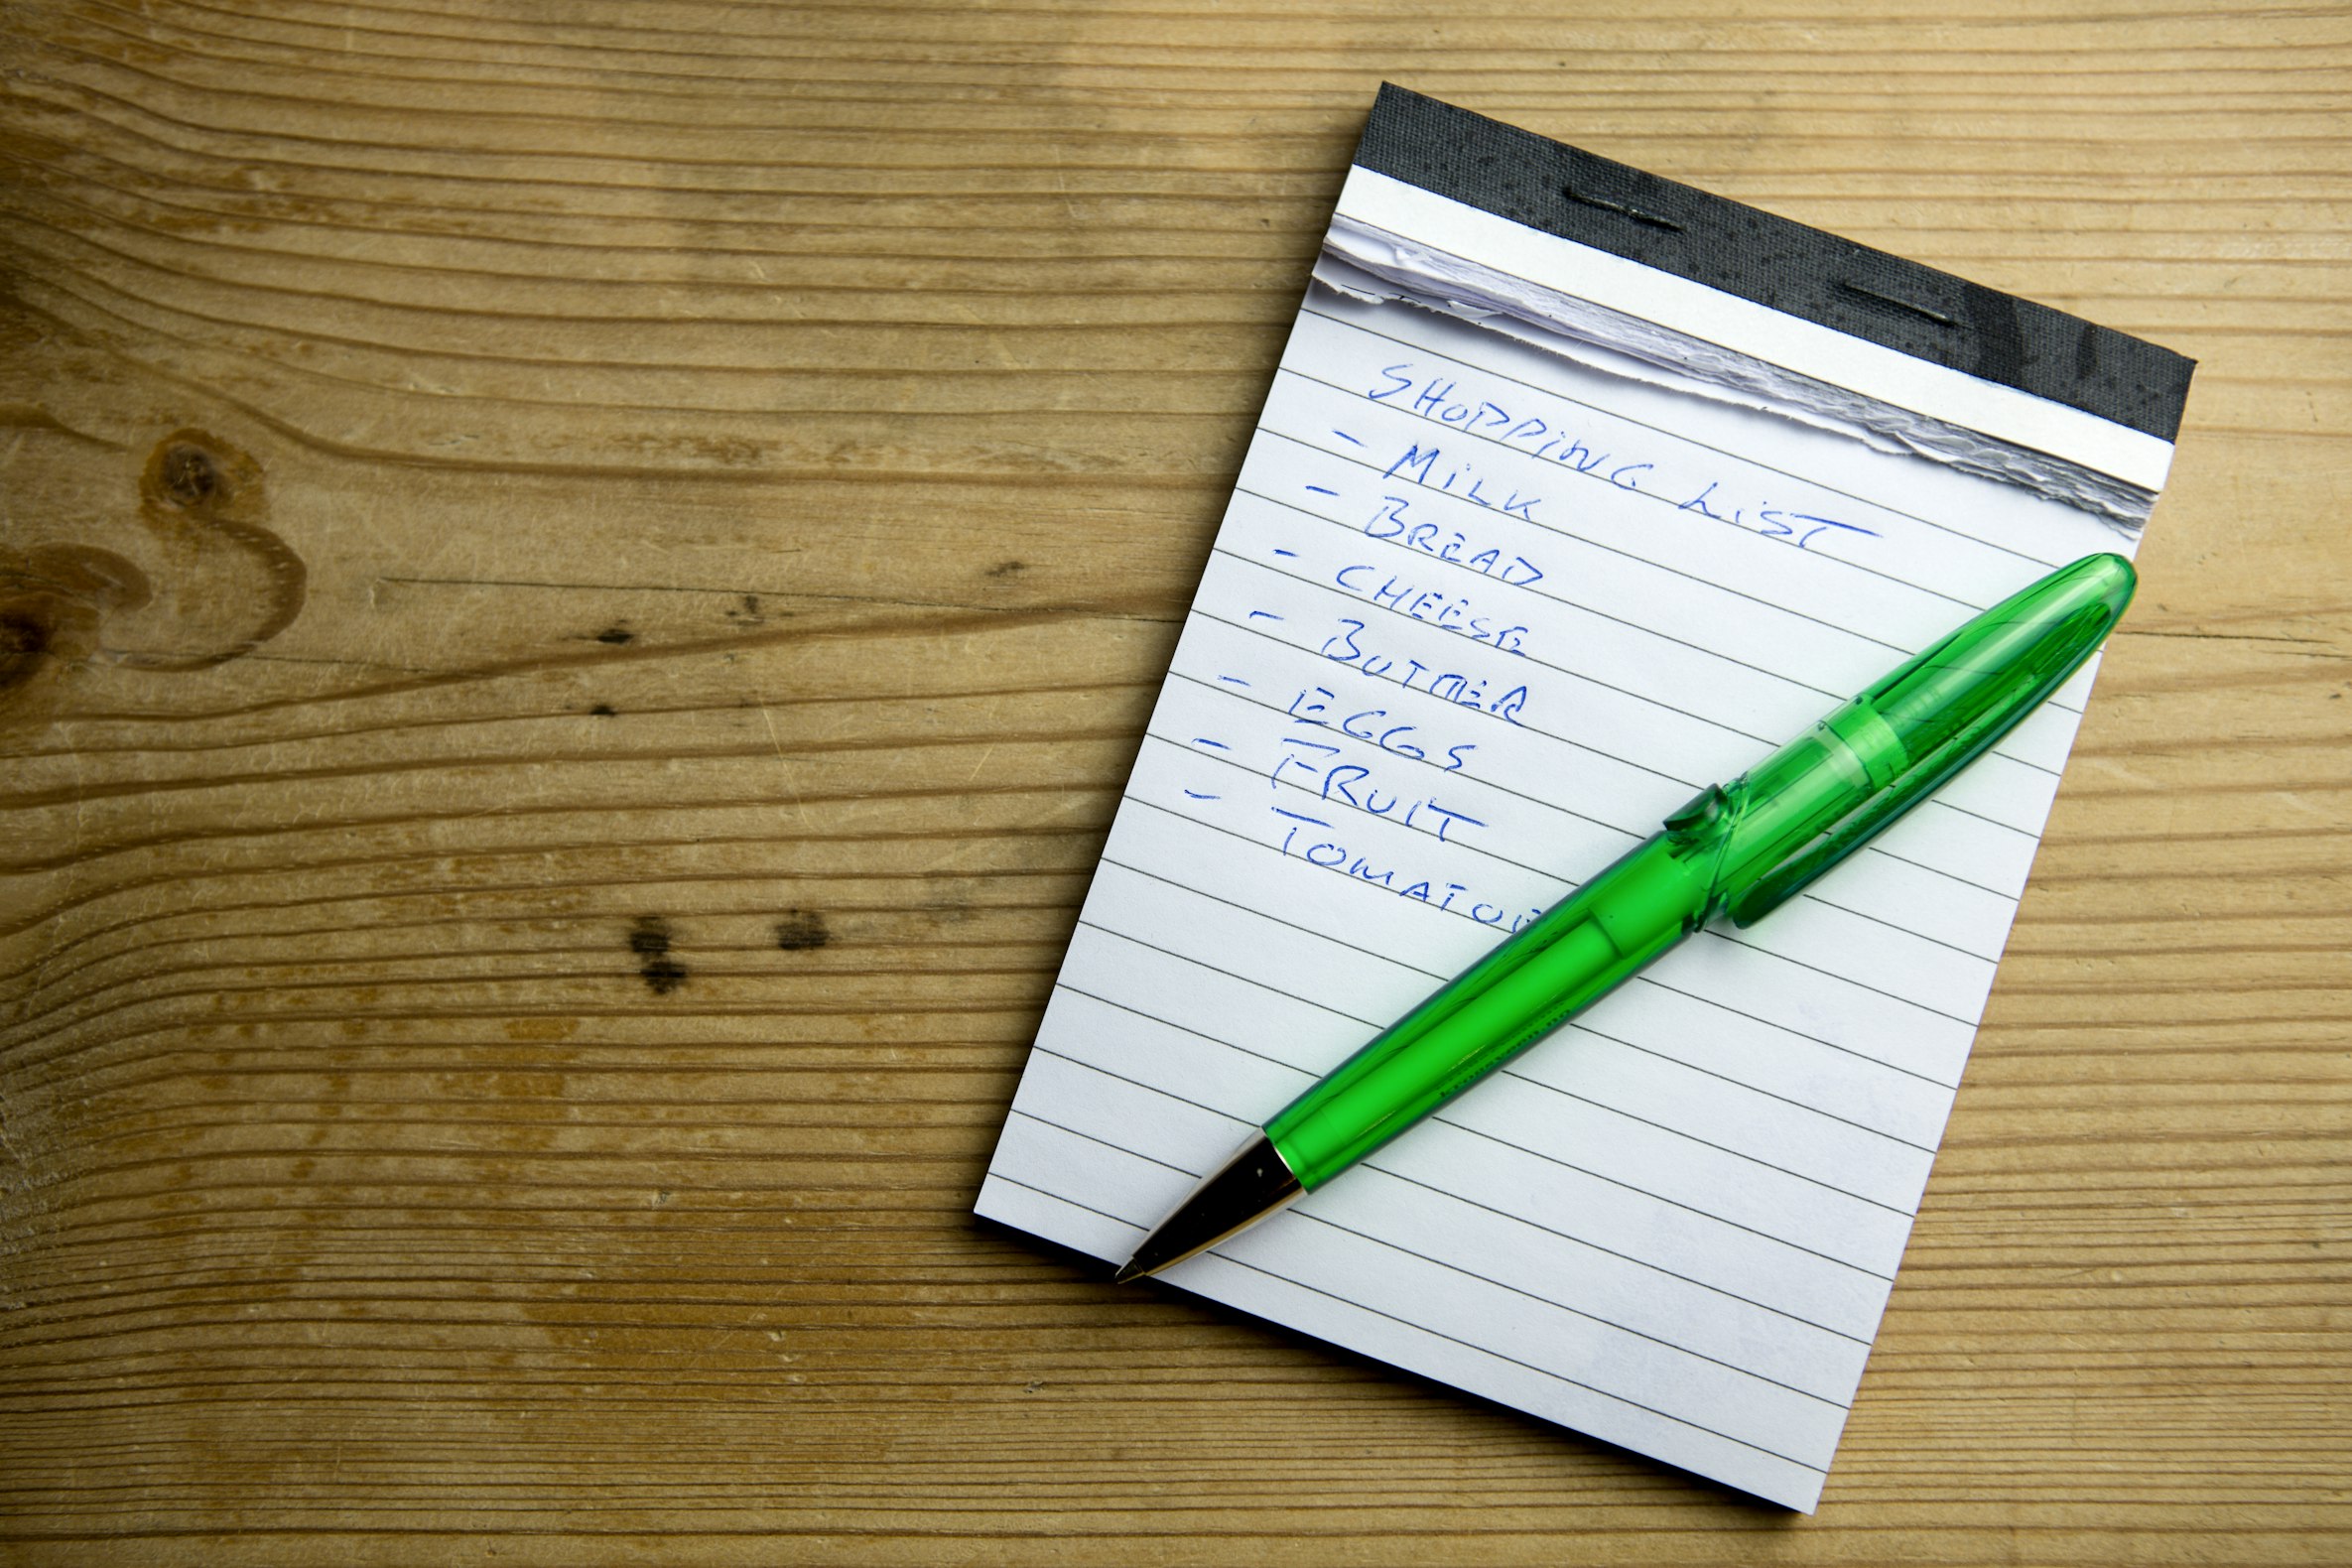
[1676,481,1878,551]
[1285,684,1476,772]
[1368,361,1882,557]
[1333,565,1528,653]
[1272,806,1541,931]
[1380,443,1546,516]
[1317,619,1532,724]
[1366,495,1544,586]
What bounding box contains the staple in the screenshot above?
[1560,185,1683,232]
[1836,278,1957,328]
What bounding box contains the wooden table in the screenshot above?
[3,3,2346,1562]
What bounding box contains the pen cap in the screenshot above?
[1716,552,2137,927]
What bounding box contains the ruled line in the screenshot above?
[997,1098,1851,1455]
[1137,710,2011,967]
[1190,545,2056,841]
[1109,792,1987,1037]
[1165,611,2026,900]
[1063,908,1935,1213]
[1026,1018,1889,1339]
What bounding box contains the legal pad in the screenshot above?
[976,85,2193,1509]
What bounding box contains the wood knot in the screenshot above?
[0,607,53,690]
[142,431,254,519]
[0,544,152,716]
[158,443,223,508]
[128,427,307,669]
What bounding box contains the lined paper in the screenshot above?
[977,128,2174,1511]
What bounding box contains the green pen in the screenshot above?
[1115,551,2137,1282]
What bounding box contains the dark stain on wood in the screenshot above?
[774,910,831,952]
[627,915,687,994]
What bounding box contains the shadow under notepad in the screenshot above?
[969,1209,1802,1518]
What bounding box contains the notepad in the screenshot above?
[975,86,2192,1511]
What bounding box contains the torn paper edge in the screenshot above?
[1330,170,2174,521]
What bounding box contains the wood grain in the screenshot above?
[1,1,2346,1561]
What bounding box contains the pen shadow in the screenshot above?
[970,1212,1804,1524]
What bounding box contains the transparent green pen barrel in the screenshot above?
[1263,552,2136,1191]
[1264,832,1715,1189]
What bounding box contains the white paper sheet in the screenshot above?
[976,169,2169,1512]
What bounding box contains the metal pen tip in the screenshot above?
[1112,1132,1303,1284]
